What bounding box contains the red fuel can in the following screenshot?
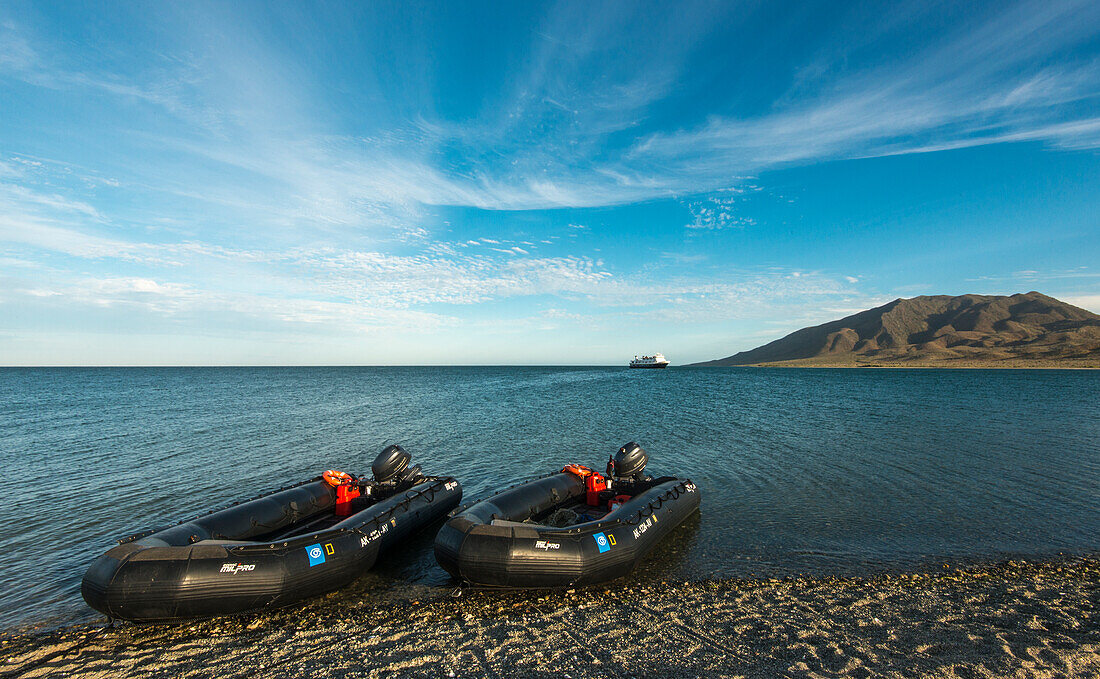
[335,483,360,516]
[585,473,607,506]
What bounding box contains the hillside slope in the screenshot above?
[691,292,1100,367]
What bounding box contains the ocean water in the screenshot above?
[0,367,1096,631]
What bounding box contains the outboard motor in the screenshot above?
[613,442,648,481]
[372,444,420,483]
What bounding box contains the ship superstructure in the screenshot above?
[629,353,670,369]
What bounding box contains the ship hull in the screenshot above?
[629,363,669,369]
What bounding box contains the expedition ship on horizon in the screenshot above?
[629,353,670,369]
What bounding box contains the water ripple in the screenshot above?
[0,366,1096,631]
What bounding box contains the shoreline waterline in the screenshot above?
[3,555,1096,677]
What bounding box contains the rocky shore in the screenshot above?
[3,557,1097,678]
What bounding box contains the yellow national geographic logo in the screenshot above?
[324,543,335,556]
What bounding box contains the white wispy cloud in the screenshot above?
[631,1,1100,182]
[1,175,864,334]
[4,2,1097,224]
[684,195,757,230]
[8,275,456,332]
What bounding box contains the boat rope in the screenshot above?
[341,477,452,540]
[619,480,692,526]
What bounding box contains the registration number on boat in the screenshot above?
[360,518,398,547]
[632,514,658,540]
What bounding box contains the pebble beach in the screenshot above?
[3,556,1097,679]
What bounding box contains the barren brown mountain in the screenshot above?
[691,292,1100,367]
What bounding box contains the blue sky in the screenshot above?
[1,1,1098,365]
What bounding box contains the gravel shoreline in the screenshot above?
[3,557,1097,678]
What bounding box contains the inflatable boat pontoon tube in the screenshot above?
[82,446,461,621]
[434,442,699,588]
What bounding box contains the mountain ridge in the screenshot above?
[690,292,1100,367]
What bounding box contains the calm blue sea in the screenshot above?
[0,367,1097,631]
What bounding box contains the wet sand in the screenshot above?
[3,557,1097,678]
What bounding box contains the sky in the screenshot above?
[1,1,1098,366]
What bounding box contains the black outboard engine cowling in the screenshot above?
[613,441,648,480]
[372,445,412,483]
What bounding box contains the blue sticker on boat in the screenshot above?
[593,532,611,553]
[306,543,326,567]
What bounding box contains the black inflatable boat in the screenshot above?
[434,442,699,588]
[82,445,461,622]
